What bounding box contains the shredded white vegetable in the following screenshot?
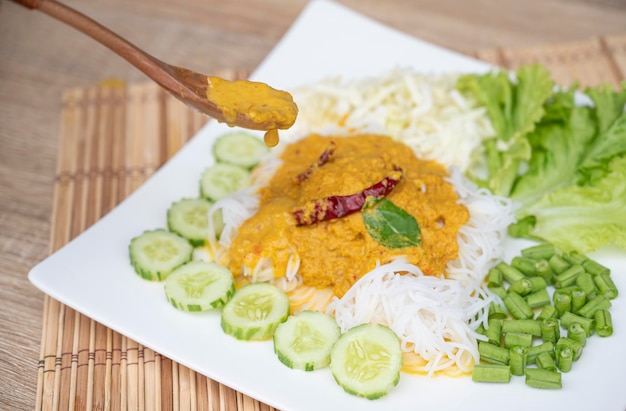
[281,68,495,172]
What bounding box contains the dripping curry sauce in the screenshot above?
[205,76,297,147]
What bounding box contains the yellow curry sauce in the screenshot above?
[206,76,298,147]
[226,134,469,297]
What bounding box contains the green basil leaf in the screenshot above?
[362,197,421,249]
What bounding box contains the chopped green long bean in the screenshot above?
[563,251,587,266]
[488,301,508,320]
[529,276,547,291]
[486,319,502,346]
[567,323,587,347]
[502,319,541,336]
[556,337,584,361]
[553,291,572,317]
[503,292,533,320]
[504,332,533,348]
[478,341,510,365]
[525,368,562,389]
[521,243,556,260]
[549,254,570,275]
[541,318,560,344]
[535,259,554,284]
[554,264,584,289]
[594,310,613,337]
[475,242,617,391]
[510,277,547,296]
[487,267,503,288]
[497,262,526,283]
[560,311,594,337]
[570,288,587,314]
[536,305,558,321]
[575,272,598,299]
[511,256,538,276]
[508,278,534,296]
[509,346,528,376]
[594,274,619,300]
[525,288,551,308]
[577,294,611,319]
[556,346,573,372]
[536,351,557,371]
[527,341,554,365]
[488,286,507,300]
[472,364,511,383]
[582,259,610,277]
[555,285,579,294]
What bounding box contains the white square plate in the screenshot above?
[30,1,626,410]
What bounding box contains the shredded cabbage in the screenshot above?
[281,68,495,172]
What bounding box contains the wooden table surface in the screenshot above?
[1,0,626,409]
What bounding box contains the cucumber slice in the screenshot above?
[213,131,269,168]
[329,323,402,400]
[221,283,290,341]
[167,198,213,247]
[273,310,341,371]
[164,261,235,311]
[200,163,250,201]
[129,229,193,281]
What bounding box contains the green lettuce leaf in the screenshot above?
[516,155,626,253]
[510,82,626,214]
[585,83,626,136]
[510,103,596,207]
[459,64,626,252]
[458,64,554,196]
[575,83,626,184]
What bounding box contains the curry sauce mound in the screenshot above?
[226,134,469,297]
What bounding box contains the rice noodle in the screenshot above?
[326,259,486,377]
[445,167,518,291]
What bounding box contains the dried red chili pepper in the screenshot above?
[292,167,403,225]
[293,141,336,184]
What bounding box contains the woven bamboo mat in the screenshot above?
[36,35,626,411]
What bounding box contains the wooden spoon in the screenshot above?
[11,0,298,138]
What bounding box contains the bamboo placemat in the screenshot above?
[36,35,626,411]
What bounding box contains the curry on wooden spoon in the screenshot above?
[11,0,298,146]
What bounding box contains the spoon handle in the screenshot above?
[10,0,40,8]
